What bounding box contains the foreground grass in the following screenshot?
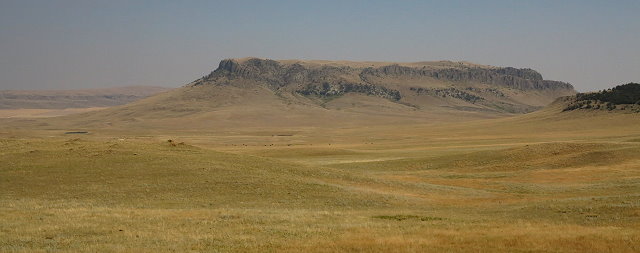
[3,203,638,252]
[1,136,639,252]
[2,110,640,252]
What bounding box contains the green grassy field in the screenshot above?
[1,109,640,252]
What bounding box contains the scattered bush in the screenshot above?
[373,215,443,221]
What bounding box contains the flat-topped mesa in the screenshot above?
[187,58,576,113]
[195,58,573,92]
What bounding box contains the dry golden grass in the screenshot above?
[1,109,640,252]
[0,107,108,118]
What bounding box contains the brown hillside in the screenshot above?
[1,58,575,130]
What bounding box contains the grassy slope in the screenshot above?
[0,84,506,133]
[1,107,640,252]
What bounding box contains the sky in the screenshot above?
[0,0,639,92]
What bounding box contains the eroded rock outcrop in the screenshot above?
[299,82,401,101]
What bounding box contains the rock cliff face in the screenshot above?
[359,65,571,91]
[191,58,575,113]
[204,59,354,90]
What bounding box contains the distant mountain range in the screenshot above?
[0,86,171,109]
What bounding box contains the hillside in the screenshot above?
[0,86,171,109]
[2,85,640,252]
[17,58,575,130]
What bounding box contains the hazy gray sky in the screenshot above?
[1,0,639,92]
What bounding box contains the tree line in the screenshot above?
[576,83,640,105]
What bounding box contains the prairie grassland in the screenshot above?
[1,110,640,252]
